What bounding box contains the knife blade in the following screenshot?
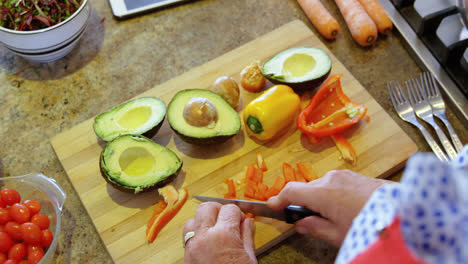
[192,195,322,224]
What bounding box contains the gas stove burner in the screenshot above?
[381,0,468,126]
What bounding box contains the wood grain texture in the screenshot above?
[51,20,418,264]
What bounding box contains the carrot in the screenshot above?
[334,0,378,47]
[297,0,340,40]
[356,0,392,35]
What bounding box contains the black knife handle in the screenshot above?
[284,205,321,224]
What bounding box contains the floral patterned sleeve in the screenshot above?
[335,145,468,264]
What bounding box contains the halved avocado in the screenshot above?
[100,135,182,193]
[261,46,332,91]
[167,89,241,145]
[93,97,166,142]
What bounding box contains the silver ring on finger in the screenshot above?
[183,231,195,248]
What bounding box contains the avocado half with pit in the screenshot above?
[261,46,332,91]
[93,97,166,142]
[167,89,241,145]
[100,134,182,193]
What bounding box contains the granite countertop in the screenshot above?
[0,0,466,263]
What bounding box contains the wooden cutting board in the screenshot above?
[51,20,418,264]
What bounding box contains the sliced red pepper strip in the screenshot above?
[295,168,307,182]
[264,176,286,199]
[244,183,256,199]
[282,162,296,183]
[146,186,188,243]
[251,167,264,184]
[256,152,268,172]
[296,162,318,182]
[224,178,236,199]
[245,213,255,219]
[256,183,269,201]
[331,133,357,165]
[246,164,256,181]
[296,74,368,138]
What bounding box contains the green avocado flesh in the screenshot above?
[93,97,166,141]
[261,47,332,90]
[100,135,182,193]
[167,89,241,145]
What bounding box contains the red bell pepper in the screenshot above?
[296,74,368,138]
[146,185,188,243]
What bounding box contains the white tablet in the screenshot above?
[109,0,191,19]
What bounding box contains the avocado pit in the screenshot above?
[183,97,218,128]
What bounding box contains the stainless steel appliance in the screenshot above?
[380,0,468,126]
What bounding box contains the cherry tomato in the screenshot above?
[4,259,18,264]
[0,231,13,252]
[0,225,4,233]
[40,229,53,248]
[0,208,12,225]
[4,222,22,241]
[8,243,26,261]
[22,200,41,216]
[27,246,44,264]
[19,223,41,245]
[0,189,21,206]
[0,199,7,209]
[10,204,30,224]
[19,260,29,264]
[0,252,6,263]
[30,214,49,230]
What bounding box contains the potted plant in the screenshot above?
[0,0,90,63]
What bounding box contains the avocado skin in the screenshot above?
[99,158,182,193]
[170,125,237,145]
[141,116,165,139]
[265,67,331,93]
[99,134,182,194]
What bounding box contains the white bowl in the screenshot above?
[0,0,90,62]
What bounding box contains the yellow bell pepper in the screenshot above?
[243,85,300,141]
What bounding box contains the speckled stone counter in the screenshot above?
[0,0,466,263]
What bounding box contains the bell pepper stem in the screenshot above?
[246,115,264,134]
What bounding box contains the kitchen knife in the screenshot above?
[192,195,322,224]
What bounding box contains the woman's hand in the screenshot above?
[183,202,257,264]
[267,170,391,247]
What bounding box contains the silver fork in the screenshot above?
[405,79,457,160]
[388,81,449,162]
[421,72,464,153]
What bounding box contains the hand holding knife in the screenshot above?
[192,195,322,224]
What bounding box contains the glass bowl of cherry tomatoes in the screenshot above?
[0,173,66,264]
